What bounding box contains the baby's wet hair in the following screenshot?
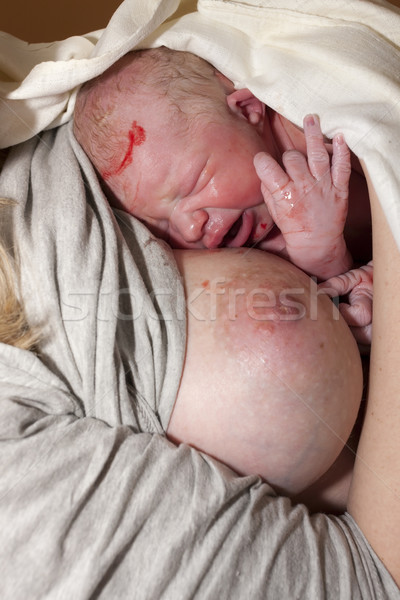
[73,47,231,178]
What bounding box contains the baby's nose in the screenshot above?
[172,209,209,243]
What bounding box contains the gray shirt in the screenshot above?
[0,123,398,599]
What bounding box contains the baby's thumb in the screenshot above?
[254,152,270,177]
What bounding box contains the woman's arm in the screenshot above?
[348,166,400,585]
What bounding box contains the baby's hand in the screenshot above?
[319,261,373,345]
[254,115,352,280]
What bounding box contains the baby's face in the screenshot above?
[105,99,276,249]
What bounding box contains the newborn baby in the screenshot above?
[73,47,373,338]
[73,47,371,279]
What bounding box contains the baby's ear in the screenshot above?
[226,89,265,126]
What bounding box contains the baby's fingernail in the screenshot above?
[335,133,345,145]
[304,114,315,127]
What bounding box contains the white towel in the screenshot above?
[1,0,400,243]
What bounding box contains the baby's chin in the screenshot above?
[170,247,363,495]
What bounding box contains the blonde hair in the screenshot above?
[0,198,38,351]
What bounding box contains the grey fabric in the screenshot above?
[0,124,398,599]
[0,123,185,432]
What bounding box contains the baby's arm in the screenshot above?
[320,261,373,345]
[254,115,352,280]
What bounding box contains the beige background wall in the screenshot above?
[2,0,400,43]
[2,0,122,42]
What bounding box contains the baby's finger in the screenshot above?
[318,271,357,298]
[331,134,351,193]
[282,150,313,186]
[303,114,330,181]
[254,152,291,195]
[339,294,372,327]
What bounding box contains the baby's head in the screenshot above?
[168,248,363,496]
[73,47,275,249]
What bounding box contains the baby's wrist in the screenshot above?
[287,236,352,280]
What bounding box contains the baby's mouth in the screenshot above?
[222,215,243,245]
[222,212,253,248]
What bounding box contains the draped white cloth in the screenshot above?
[1,0,400,242]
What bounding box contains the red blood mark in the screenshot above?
[201,280,210,288]
[102,121,146,180]
[118,121,146,173]
[260,223,267,230]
